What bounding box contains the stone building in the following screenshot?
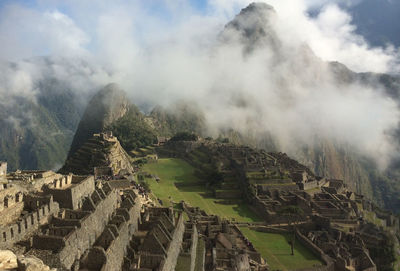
[0,162,7,181]
[0,192,59,250]
[43,175,94,210]
[127,207,185,271]
[7,170,64,191]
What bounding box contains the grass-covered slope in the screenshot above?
[141,158,260,222]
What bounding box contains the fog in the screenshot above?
[0,0,399,169]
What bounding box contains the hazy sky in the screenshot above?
[0,0,398,73]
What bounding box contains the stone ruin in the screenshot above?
[159,139,399,271]
[1,143,270,271]
[0,161,7,181]
[0,135,398,270]
[60,133,134,176]
[182,203,268,271]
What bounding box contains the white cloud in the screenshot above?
[0,0,399,169]
[0,4,89,61]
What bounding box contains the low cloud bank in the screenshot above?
[0,0,399,168]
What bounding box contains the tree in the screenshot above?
[107,106,157,150]
[278,205,304,256]
[170,131,198,141]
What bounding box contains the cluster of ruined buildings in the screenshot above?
[0,133,268,271]
[0,159,268,270]
[161,140,400,271]
[0,133,399,270]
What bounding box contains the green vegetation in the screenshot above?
[170,131,198,141]
[364,211,386,227]
[142,158,260,222]
[278,206,305,255]
[0,86,81,171]
[149,103,206,137]
[239,227,324,271]
[108,105,157,150]
[216,137,229,143]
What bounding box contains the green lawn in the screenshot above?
[240,227,324,271]
[141,158,260,222]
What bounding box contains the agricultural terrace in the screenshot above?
[141,158,260,222]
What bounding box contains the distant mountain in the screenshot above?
[65,83,160,157]
[148,102,207,137]
[1,2,400,214]
[0,63,85,171]
[217,2,400,213]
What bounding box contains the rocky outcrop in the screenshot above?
[17,255,56,271]
[220,2,279,53]
[0,251,55,271]
[0,250,17,270]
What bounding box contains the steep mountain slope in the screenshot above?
[65,83,159,157]
[107,105,157,150]
[1,2,399,214]
[0,76,84,171]
[67,83,130,157]
[147,102,207,137]
[215,2,400,212]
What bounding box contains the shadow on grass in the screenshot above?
[282,233,325,262]
[174,182,207,188]
[213,200,245,205]
[173,184,217,199]
[175,175,198,182]
[232,205,262,222]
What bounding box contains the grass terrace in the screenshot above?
[240,227,324,271]
[141,158,260,222]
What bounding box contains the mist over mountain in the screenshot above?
[0,1,400,211]
[67,83,130,157]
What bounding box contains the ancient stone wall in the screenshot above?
[0,162,7,178]
[0,184,24,225]
[160,212,185,271]
[0,196,59,249]
[32,186,118,269]
[295,230,334,271]
[7,170,64,191]
[357,251,377,271]
[85,191,142,271]
[298,180,319,190]
[44,176,94,210]
[178,223,198,271]
[189,224,198,271]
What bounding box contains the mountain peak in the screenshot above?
[66,83,130,158]
[242,2,275,13]
[221,2,279,53]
